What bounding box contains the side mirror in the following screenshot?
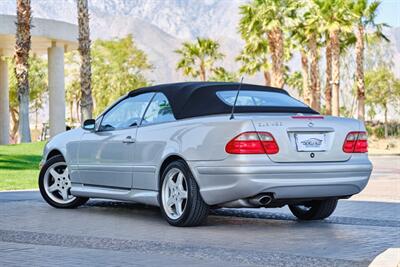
[82,119,96,131]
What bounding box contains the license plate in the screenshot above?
[295,133,326,152]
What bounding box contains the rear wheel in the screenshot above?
[39,155,88,209]
[159,160,209,226]
[289,199,338,220]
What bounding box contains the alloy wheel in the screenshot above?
[161,168,188,220]
[43,162,76,204]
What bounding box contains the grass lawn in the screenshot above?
[0,141,45,191]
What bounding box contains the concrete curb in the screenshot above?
[369,154,400,157]
[369,248,400,267]
[0,189,38,192]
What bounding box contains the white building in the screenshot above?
[0,14,78,144]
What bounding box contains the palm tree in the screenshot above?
[291,25,311,105]
[175,38,224,81]
[315,0,354,116]
[308,33,321,111]
[236,38,271,86]
[238,0,300,88]
[300,50,310,105]
[303,2,323,111]
[351,0,388,121]
[290,1,322,110]
[324,37,333,115]
[77,0,93,122]
[14,0,32,143]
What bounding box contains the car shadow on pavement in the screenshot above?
[82,198,400,228]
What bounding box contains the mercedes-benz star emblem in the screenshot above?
[308,122,314,127]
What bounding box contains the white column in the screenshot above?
[0,55,10,145]
[48,42,66,137]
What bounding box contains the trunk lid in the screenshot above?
[249,114,361,163]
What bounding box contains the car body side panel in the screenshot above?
[77,127,138,188]
[41,128,84,183]
[133,115,256,191]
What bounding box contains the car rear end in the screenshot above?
[192,114,372,207]
[188,88,372,208]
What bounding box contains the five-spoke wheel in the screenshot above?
[44,161,75,204]
[159,160,209,226]
[161,168,188,219]
[39,155,88,208]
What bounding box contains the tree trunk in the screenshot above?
[356,24,365,121]
[325,41,332,115]
[35,106,38,129]
[384,105,388,139]
[69,100,73,124]
[199,63,206,81]
[268,28,285,88]
[77,0,93,122]
[10,107,19,143]
[309,34,320,111]
[330,29,340,116]
[76,100,81,123]
[15,0,32,143]
[263,71,271,86]
[300,50,310,105]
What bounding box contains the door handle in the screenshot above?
[122,136,135,144]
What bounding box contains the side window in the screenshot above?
[142,93,175,126]
[100,93,154,131]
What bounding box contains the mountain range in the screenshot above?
[0,0,399,86]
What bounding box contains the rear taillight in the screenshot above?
[225,132,279,154]
[343,131,368,153]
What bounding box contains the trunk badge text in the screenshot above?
[257,122,283,127]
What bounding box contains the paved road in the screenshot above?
[0,156,399,266]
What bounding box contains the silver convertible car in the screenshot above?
[39,82,373,226]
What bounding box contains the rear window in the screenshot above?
[216,90,308,108]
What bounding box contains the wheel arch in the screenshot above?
[46,149,65,161]
[158,154,193,189]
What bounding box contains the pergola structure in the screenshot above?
[0,14,78,144]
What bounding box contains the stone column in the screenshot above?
[0,55,10,144]
[48,42,66,137]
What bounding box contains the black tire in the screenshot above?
[159,160,209,227]
[39,155,88,209]
[289,199,338,220]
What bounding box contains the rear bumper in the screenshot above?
[189,156,373,206]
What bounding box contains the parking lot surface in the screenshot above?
[0,156,399,266]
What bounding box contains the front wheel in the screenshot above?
[159,160,209,226]
[39,155,88,209]
[289,199,338,220]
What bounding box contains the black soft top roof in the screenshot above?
[129,82,318,119]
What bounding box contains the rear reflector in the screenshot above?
[343,131,368,153]
[226,132,279,154]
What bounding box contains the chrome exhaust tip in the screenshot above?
[248,194,273,206]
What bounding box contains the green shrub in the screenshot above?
[365,121,400,138]
[366,125,374,136]
[374,127,385,138]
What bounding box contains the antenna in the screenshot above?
[229,77,244,120]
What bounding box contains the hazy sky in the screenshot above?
[376,0,400,27]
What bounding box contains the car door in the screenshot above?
[133,93,176,191]
[77,92,155,189]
